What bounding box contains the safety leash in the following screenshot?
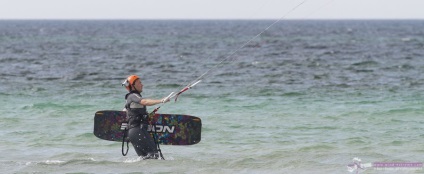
[120,123,129,156]
[151,123,165,160]
[148,110,165,160]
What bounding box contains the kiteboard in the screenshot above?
[94,110,201,145]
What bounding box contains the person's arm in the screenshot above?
[140,97,170,106]
[140,99,162,106]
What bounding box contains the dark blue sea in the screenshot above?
[1,20,423,173]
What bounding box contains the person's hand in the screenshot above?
[161,97,170,103]
[161,92,175,103]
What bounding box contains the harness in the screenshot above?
[125,91,148,129]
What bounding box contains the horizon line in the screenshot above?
[1,18,424,21]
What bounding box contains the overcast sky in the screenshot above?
[1,0,424,20]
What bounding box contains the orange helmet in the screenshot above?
[122,75,140,91]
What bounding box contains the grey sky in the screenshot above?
[1,0,424,19]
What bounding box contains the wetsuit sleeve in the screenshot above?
[127,93,142,104]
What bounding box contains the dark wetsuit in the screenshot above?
[125,91,158,159]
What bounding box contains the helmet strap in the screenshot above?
[130,79,139,92]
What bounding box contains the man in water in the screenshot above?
[122,75,170,159]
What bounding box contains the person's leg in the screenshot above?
[128,125,158,158]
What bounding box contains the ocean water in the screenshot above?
[0,20,423,174]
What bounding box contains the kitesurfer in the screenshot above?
[122,74,170,159]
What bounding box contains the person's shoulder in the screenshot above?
[128,92,142,99]
[125,92,140,99]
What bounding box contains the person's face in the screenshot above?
[134,79,143,92]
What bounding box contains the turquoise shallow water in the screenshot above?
[0,20,423,173]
